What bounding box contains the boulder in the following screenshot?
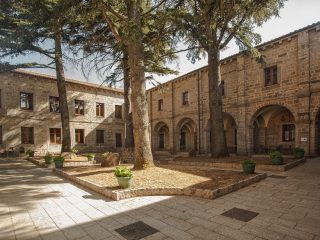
[101,153,120,167]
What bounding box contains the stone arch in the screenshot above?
[206,113,237,153]
[153,121,170,151]
[249,103,296,126]
[249,105,296,154]
[176,118,197,152]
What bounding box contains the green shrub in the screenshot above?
[26,149,35,157]
[269,151,283,165]
[44,153,53,164]
[114,166,132,178]
[53,156,64,168]
[71,147,78,154]
[293,148,305,158]
[87,153,95,160]
[242,160,256,174]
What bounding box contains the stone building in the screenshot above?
[0,70,125,155]
[148,22,320,157]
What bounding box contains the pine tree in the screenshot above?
[0,0,82,152]
[178,0,285,157]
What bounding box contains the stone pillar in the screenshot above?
[297,30,311,155]
[235,55,248,155]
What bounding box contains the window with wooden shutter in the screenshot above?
[21,127,34,144]
[75,129,85,143]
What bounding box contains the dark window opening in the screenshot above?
[50,128,62,144]
[75,129,84,144]
[21,127,34,144]
[158,99,163,111]
[74,100,84,115]
[96,103,104,117]
[159,133,164,149]
[115,105,122,119]
[180,131,186,151]
[182,91,189,105]
[282,124,295,142]
[265,66,278,86]
[115,133,122,147]
[49,96,60,113]
[20,92,33,110]
[96,130,104,144]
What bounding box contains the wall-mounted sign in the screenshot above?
[301,137,308,142]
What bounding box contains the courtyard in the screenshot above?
[0,157,319,240]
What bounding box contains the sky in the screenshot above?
[9,0,320,89]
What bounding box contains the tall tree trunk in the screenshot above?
[126,0,154,169]
[207,47,229,157]
[54,27,71,153]
[123,49,134,148]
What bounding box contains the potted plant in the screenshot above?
[114,166,133,188]
[53,156,64,168]
[87,153,95,161]
[293,147,305,158]
[269,151,283,165]
[26,149,35,158]
[242,160,256,174]
[44,153,53,164]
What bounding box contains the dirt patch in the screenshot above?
[63,165,255,190]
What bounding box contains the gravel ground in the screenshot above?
[63,165,255,190]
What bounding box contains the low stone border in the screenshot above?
[26,157,97,168]
[26,157,47,167]
[161,157,306,172]
[53,168,267,201]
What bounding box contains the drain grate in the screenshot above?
[269,175,287,179]
[221,207,259,222]
[115,221,158,240]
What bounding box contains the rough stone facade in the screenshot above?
[148,23,320,156]
[0,70,125,155]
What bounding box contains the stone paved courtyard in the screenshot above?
[0,157,319,240]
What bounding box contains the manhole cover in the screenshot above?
[221,207,259,222]
[269,175,287,179]
[115,221,158,240]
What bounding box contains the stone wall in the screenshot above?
[0,71,125,155]
[148,23,320,156]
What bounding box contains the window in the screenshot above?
[96,130,104,144]
[158,99,163,111]
[20,92,33,110]
[282,124,295,142]
[96,103,104,117]
[264,66,278,86]
[49,96,60,113]
[75,129,85,144]
[0,89,2,108]
[115,133,122,147]
[50,128,62,144]
[0,126,2,144]
[74,100,84,115]
[21,127,34,144]
[182,91,189,105]
[115,105,122,119]
[219,80,225,96]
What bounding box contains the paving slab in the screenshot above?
[0,157,319,240]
